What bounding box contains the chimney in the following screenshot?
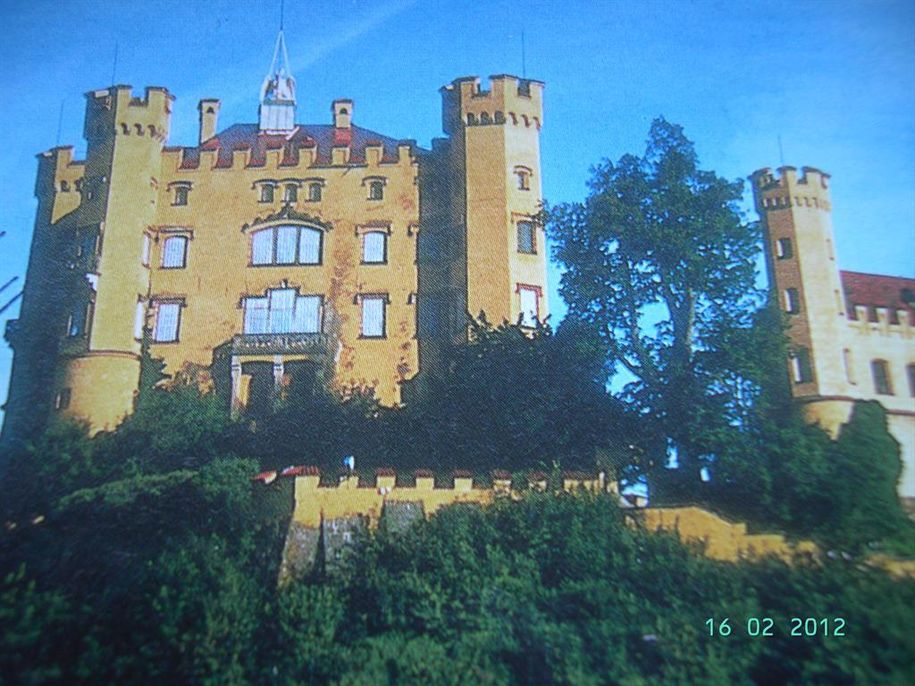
[197,99,220,143]
[332,99,353,129]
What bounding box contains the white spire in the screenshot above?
[259,30,296,133]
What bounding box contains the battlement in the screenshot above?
[750,165,832,212]
[441,75,544,135]
[83,85,174,143]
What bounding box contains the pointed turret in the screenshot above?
[259,30,296,133]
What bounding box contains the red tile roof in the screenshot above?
[840,271,915,324]
[173,123,416,169]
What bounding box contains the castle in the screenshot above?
[0,31,548,443]
[1,35,912,506]
[751,167,915,501]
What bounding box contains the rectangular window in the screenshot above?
[843,348,856,385]
[162,236,188,269]
[292,296,322,333]
[299,228,321,265]
[243,297,269,334]
[362,232,387,263]
[784,287,800,314]
[154,302,181,343]
[361,296,386,337]
[791,348,813,384]
[268,289,295,334]
[872,360,893,395]
[260,185,274,203]
[276,226,298,264]
[173,186,189,206]
[134,300,145,340]
[251,229,273,265]
[776,237,793,259]
[142,234,151,267]
[908,364,915,397]
[517,221,536,254]
[518,285,540,327]
[308,183,322,202]
[284,185,297,203]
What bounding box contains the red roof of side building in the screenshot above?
[840,271,915,324]
[167,123,418,169]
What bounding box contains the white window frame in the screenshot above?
[360,295,387,338]
[518,284,541,327]
[153,301,182,343]
[362,231,387,264]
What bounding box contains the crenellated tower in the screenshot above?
[751,166,850,403]
[58,86,173,431]
[417,75,548,379]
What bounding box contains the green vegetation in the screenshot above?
[1,118,913,682]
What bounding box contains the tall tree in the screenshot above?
[547,118,763,498]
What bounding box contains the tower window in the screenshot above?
[791,348,813,384]
[362,231,387,264]
[517,284,541,327]
[173,186,189,206]
[153,302,182,343]
[360,295,387,338]
[517,221,536,254]
[871,359,893,395]
[250,225,323,266]
[66,303,89,337]
[134,300,146,340]
[784,287,800,314]
[515,168,531,191]
[907,363,915,397]
[54,388,71,411]
[244,289,322,335]
[260,185,275,203]
[308,183,322,202]
[284,184,298,203]
[776,237,793,259]
[368,180,384,201]
[162,236,188,269]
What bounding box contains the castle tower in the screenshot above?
[57,86,173,432]
[751,166,851,406]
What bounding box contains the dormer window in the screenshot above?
[169,182,192,206]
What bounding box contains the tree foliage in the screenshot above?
[547,117,764,496]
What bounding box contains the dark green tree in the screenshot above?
[547,118,764,499]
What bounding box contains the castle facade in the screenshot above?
[1,32,547,442]
[752,167,915,500]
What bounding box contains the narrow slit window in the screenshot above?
[784,287,800,314]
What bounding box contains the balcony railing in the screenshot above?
[222,332,333,357]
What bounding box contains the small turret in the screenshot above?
[259,30,296,133]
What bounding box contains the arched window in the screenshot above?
[308,182,322,202]
[871,359,893,395]
[250,225,323,266]
[162,236,188,269]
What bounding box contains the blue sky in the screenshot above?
[1,0,913,422]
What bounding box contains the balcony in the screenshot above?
[217,332,334,358]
